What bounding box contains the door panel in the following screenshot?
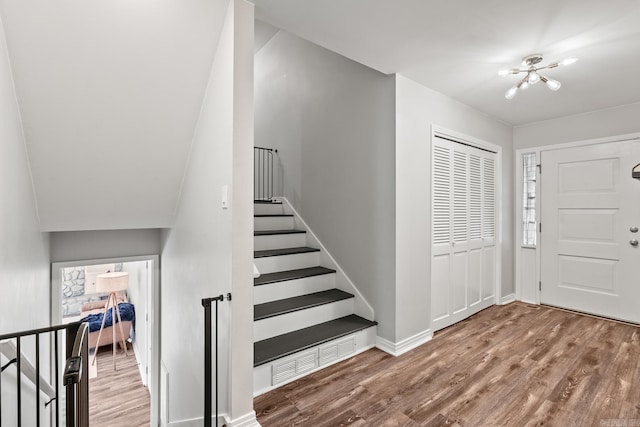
[468,248,482,306]
[482,246,495,300]
[558,255,617,294]
[541,140,640,323]
[452,252,467,313]
[432,254,450,322]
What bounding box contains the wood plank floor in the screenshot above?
[89,343,150,426]
[254,302,640,426]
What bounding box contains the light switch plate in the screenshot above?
[222,185,229,209]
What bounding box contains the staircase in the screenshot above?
[253,199,377,395]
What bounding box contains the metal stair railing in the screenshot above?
[254,146,278,201]
[202,293,232,427]
[0,322,89,427]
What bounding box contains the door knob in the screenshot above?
[631,226,639,233]
[631,239,639,247]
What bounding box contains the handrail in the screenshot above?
[254,146,277,152]
[63,322,88,385]
[0,324,70,341]
[0,341,56,399]
[64,322,89,427]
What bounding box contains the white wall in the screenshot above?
[0,14,51,426]
[160,0,255,425]
[518,248,537,303]
[50,229,162,262]
[254,29,397,341]
[122,260,149,383]
[395,74,513,342]
[514,102,640,149]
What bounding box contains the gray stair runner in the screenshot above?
[254,289,353,321]
[254,266,335,286]
[254,229,306,236]
[254,314,378,366]
[254,246,320,258]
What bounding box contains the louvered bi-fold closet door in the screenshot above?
[431,137,497,332]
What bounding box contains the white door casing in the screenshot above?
[540,139,640,323]
[51,254,161,426]
[431,135,498,332]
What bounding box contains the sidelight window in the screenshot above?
[522,152,537,246]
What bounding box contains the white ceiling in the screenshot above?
[253,0,640,126]
[2,0,639,231]
[0,0,229,231]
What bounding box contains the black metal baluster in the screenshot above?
[54,332,59,427]
[0,340,3,427]
[215,298,219,427]
[203,295,226,427]
[16,337,21,427]
[203,298,211,427]
[36,334,40,426]
[258,148,261,200]
[268,150,272,200]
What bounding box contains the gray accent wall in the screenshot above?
[255,29,397,341]
[50,229,162,262]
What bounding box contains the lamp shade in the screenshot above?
[96,272,129,293]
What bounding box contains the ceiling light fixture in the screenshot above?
[498,53,577,99]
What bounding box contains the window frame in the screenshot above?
[521,152,537,247]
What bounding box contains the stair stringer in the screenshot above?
[277,197,375,321]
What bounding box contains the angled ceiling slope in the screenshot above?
[0,0,230,231]
[253,0,640,125]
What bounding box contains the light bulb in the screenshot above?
[498,69,511,77]
[520,80,529,90]
[545,78,561,91]
[528,71,540,84]
[505,86,517,99]
[560,56,578,66]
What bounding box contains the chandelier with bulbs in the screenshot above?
[499,54,578,99]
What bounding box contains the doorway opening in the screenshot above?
[51,255,160,426]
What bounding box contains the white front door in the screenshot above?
[540,139,640,323]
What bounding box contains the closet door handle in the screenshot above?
[630,239,639,247]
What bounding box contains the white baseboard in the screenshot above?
[499,293,516,305]
[224,411,261,427]
[168,415,226,426]
[376,329,433,357]
[167,411,259,426]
